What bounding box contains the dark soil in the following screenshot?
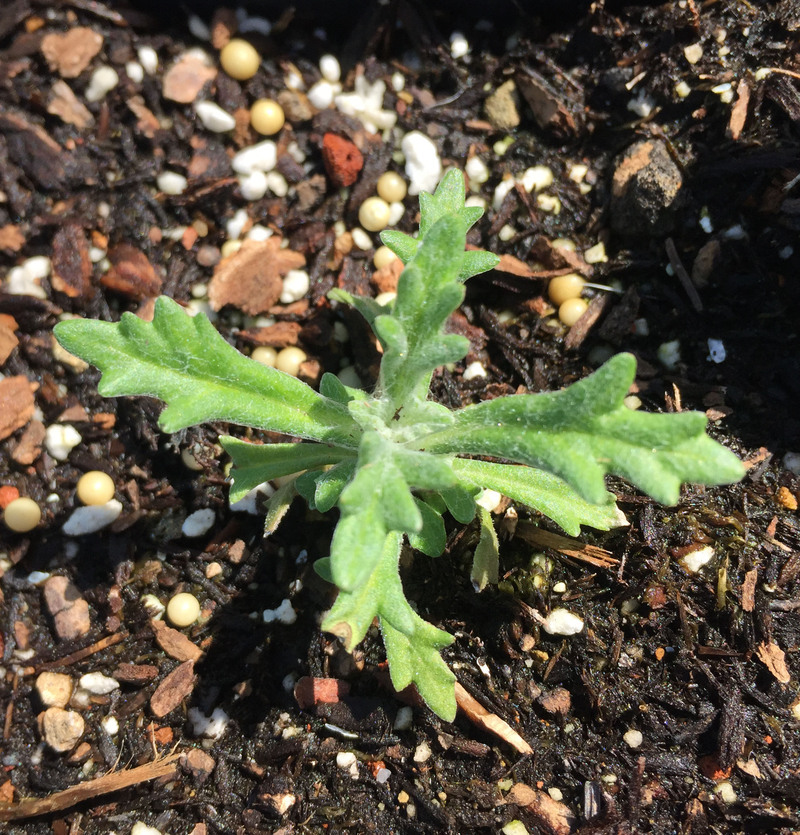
[1,2,799,834]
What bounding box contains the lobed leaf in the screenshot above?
[422,354,745,506]
[220,437,352,503]
[322,530,457,721]
[54,296,359,445]
[452,458,624,536]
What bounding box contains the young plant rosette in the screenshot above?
[54,169,744,720]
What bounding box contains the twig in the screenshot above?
[454,682,533,755]
[665,238,703,312]
[515,523,619,568]
[33,632,128,673]
[0,752,182,821]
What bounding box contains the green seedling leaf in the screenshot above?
[471,505,500,591]
[263,482,298,536]
[322,531,456,722]
[220,437,352,503]
[56,163,744,725]
[54,297,358,445]
[452,458,624,536]
[407,497,447,557]
[423,353,745,506]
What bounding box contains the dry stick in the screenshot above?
[515,523,619,568]
[454,682,533,756]
[33,631,128,673]
[665,237,703,312]
[0,752,182,822]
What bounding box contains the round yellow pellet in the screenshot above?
[358,197,391,232]
[219,39,261,81]
[558,297,589,326]
[3,497,41,532]
[166,592,201,627]
[275,346,307,376]
[251,346,278,367]
[250,98,285,135]
[373,245,399,270]
[376,171,407,203]
[76,471,115,506]
[548,273,586,306]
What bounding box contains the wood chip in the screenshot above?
[454,682,533,755]
[503,783,576,835]
[741,568,757,612]
[51,223,93,300]
[162,52,217,104]
[113,663,159,684]
[0,224,25,252]
[126,95,160,139]
[151,618,204,663]
[755,641,791,684]
[47,80,94,129]
[100,243,162,299]
[728,78,750,141]
[0,753,181,822]
[208,237,305,315]
[40,27,103,78]
[8,418,45,465]
[150,660,196,718]
[0,319,18,365]
[515,522,619,568]
[0,375,35,441]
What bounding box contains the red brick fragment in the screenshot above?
[294,676,351,710]
[322,133,363,187]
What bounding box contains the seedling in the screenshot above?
[54,170,744,720]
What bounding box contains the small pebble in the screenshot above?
[684,43,704,65]
[3,497,41,532]
[76,471,115,506]
[520,165,553,192]
[219,38,260,80]
[43,576,91,640]
[281,269,310,304]
[41,707,85,753]
[275,346,307,376]
[137,46,158,75]
[250,99,285,135]
[262,599,297,625]
[319,54,341,83]
[308,79,337,110]
[377,171,408,203]
[45,424,82,460]
[463,361,487,381]
[336,751,359,779]
[35,672,73,709]
[542,608,584,635]
[157,171,188,195]
[182,508,215,538]
[548,274,585,305]
[624,729,644,749]
[131,824,163,835]
[401,131,442,196]
[558,297,588,326]
[78,672,120,696]
[167,592,201,627]
[85,66,119,102]
[450,31,469,59]
[188,706,229,739]
[62,500,123,536]
[232,140,277,175]
[195,100,236,132]
[101,715,119,736]
[238,170,268,201]
[125,61,144,83]
[359,197,391,232]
